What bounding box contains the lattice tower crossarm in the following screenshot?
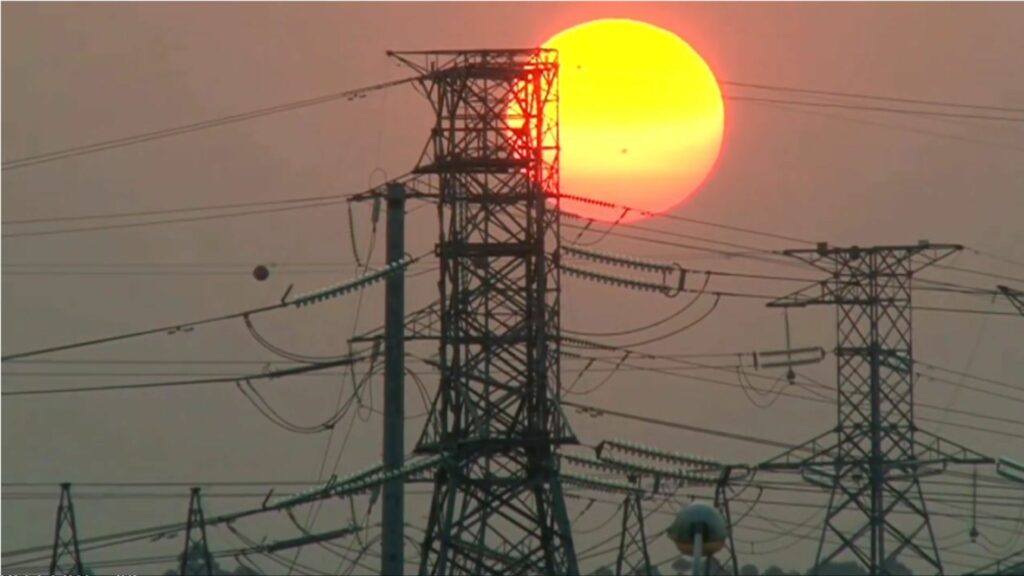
[391,49,578,575]
[761,242,983,575]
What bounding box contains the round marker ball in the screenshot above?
[252,265,270,281]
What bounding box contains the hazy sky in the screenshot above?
[3,3,1023,574]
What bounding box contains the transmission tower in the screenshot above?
[616,488,653,576]
[390,49,579,575]
[181,487,214,576]
[761,242,996,575]
[49,483,84,575]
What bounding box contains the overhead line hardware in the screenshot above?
[754,346,827,369]
[290,254,419,307]
[563,245,678,275]
[561,263,684,297]
[596,440,724,472]
[2,254,422,362]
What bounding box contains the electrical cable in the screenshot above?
[917,371,1024,406]
[1,250,424,362]
[737,368,789,409]
[561,192,815,245]
[744,95,1024,154]
[1,191,374,226]
[934,263,1024,284]
[721,80,1024,113]
[235,361,381,435]
[566,351,631,396]
[2,76,420,171]
[562,399,797,450]
[2,356,364,397]
[967,247,1024,271]
[2,198,351,239]
[224,521,338,576]
[914,305,1021,317]
[726,95,1024,122]
[244,314,367,364]
[917,360,1024,394]
[606,294,721,348]
[563,340,1023,431]
[565,272,711,337]
[292,201,383,572]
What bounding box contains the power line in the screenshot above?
[918,360,1024,394]
[1,252,423,361]
[968,247,1024,271]
[561,399,798,450]
[914,305,1021,317]
[1,76,419,171]
[0,192,367,226]
[1,358,362,397]
[722,80,1024,113]
[7,367,1016,429]
[742,96,1024,154]
[935,263,1024,284]
[560,193,815,245]
[726,95,1024,123]
[2,198,350,239]
[563,345,1024,429]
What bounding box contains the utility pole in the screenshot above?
[49,483,84,576]
[391,49,579,575]
[761,242,995,575]
[382,181,407,575]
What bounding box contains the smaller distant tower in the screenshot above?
[181,487,214,576]
[50,483,85,576]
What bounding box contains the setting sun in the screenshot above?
[543,19,724,222]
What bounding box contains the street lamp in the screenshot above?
[667,501,727,576]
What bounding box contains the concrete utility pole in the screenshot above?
[382,181,407,576]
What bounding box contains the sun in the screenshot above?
[542,19,724,222]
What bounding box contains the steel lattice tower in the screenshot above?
[390,49,578,576]
[49,483,84,576]
[616,491,653,576]
[761,242,997,575]
[181,487,214,576]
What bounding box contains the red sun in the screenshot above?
[542,19,725,222]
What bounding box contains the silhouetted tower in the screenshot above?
[710,468,741,576]
[181,487,214,576]
[616,487,653,576]
[390,49,579,575]
[50,483,84,575]
[762,242,994,575]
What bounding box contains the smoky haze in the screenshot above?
[3,3,1023,575]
